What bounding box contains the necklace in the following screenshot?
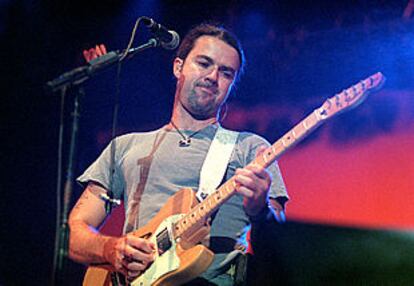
[170,120,216,147]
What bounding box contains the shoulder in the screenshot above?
[115,127,164,144]
[222,127,270,163]
[220,126,268,145]
[112,127,165,154]
[236,130,270,150]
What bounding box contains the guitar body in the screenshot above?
[83,188,215,286]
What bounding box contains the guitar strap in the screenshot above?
[197,127,247,285]
[196,126,239,202]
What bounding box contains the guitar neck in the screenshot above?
[173,108,326,239]
[173,72,385,239]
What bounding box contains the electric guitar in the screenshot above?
[83,72,385,286]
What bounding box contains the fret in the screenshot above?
[262,151,270,164]
[192,211,199,220]
[303,115,311,130]
[293,124,305,138]
[212,192,220,204]
[172,72,384,242]
[272,141,285,156]
[224,183,233,195]
[281,132,294,148]
[266,148,273,158]
[209,193,218,204]
[254,152,264,166]
[215,193,222,202]
[291,128,298,139]
[178,222,187,234]
[217,189,225,200]
[345,89,354,103]
[303,112,321,131]
[197,205,205,216]
[349,86,360,102]
[205,196,214,208]
[335,94,343,108]
[291,125,303,137]
[181,218,188,228]
[232,179,237,189]
[212,189,228,205]
[187,211,197,224]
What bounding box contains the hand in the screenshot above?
[235,146,272,217]
[82,44,107,63]
[103,234,155,280]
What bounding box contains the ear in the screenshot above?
[173,57,184,79]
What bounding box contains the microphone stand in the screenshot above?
[46,38,159,93]
[49,38,159,285]
[53,85,83,286]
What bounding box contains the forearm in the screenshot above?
[247,198,286,224]
[68,218,116,265]
[69,211,156,280]
[67,185,116,265]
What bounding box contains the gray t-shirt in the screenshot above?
[77,124,288,280]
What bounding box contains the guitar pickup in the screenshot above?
[156,227,172,255]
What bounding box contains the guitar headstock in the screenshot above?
[318,72,385,120]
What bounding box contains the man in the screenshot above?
[68,23,289,285]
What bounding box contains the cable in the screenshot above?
[106,17,145,214]
[119,17,145,62]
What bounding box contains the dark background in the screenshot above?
[1,1,414,285]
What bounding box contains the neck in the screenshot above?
[170,101,219,131]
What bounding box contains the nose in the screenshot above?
[205,66,219,85]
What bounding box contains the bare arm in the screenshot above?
[68,182,155,279]
[68,182,114,264]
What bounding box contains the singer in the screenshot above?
[68,23,289,285]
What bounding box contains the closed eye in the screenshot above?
[221,70,235,80]
[219,67,236,80]
[197,60,210,68]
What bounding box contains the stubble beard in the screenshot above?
[184,88,218,120]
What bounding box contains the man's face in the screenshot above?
[173,36,240,120]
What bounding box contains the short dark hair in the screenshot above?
[176,23,245,81]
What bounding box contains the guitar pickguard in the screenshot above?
[131,214,184,286]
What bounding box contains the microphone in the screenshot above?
[141,16,180,50]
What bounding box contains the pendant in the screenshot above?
[179,138,191,147]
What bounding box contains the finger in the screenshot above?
[82,50,90,62]
[122,258,148,272]
[123,244,154,264]
[88,48,98,60]
[235,173,255,190]
[95,45,103,56]
[117,263,128,277]
[100,44,107,54]
[128,237,156,254]
[236,168,270,190]
[255,145,268,157]
[236,185,254,198]
[235,167,256,180]
[127,270,141,280]
[244,164,270,180]
[113,254,126,273]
